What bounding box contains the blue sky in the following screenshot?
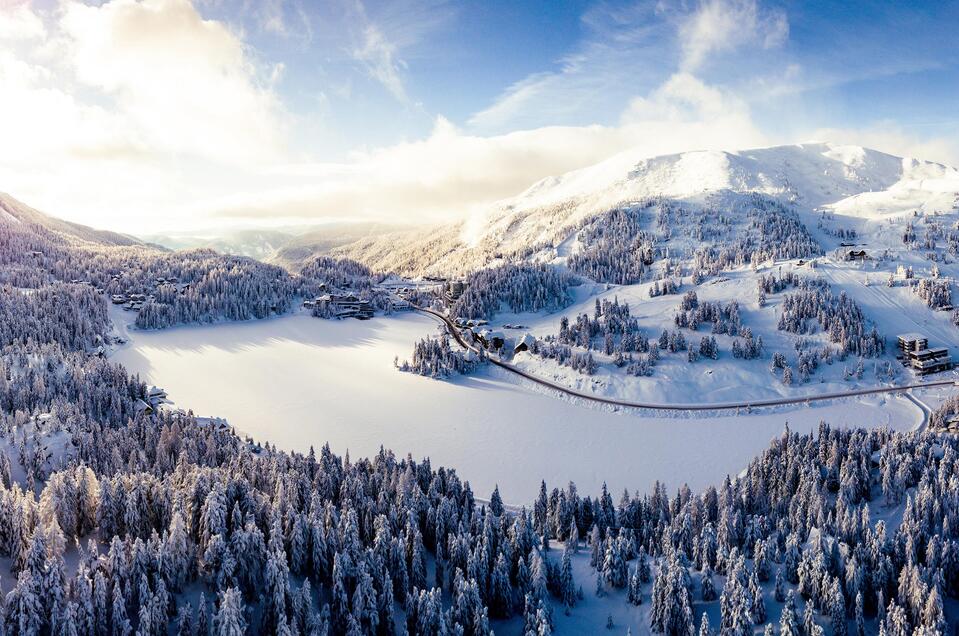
[198,0,958,153]
[0,0,956,232]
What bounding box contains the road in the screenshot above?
[903,391,932,431]
[415,306,957,413]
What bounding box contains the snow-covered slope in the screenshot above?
[0,191,143,247]
[333,142,959,275]
[505,142,953,219]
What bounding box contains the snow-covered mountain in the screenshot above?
[0,192,143,247]
[507,142,943,214]
[332,142,959,275]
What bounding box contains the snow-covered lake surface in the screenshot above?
[113,311,925,504]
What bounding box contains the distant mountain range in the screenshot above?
[141,222,411,269]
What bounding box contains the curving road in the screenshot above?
[414,306,957,413]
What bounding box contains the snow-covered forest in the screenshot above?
[777,284,884,359]
[0,217,398,331]
[451,265,575,320]
[397,335,485,378]
[1,270,956,635]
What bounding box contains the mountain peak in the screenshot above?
[505,142,956,220]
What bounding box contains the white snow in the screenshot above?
[459,142,959,267]
[0,207,20,224]
[112,311,919,504]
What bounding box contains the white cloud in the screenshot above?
[59,0,286,162]
[352,22,408,103]
[208,117,629,223]
[0,0,290,233]
[678,0,788,71]
[208,74,772,225]
[468,3,667,133]
[0,1,45,40]
[345,0,453,104]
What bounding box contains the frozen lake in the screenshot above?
[112,311,922,504]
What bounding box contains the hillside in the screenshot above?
[330,142,959,276]
[269,221,413,270]
[0,191,144,247]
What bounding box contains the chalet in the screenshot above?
[845,250,868,262]
[475,329,505,350]
[514,333,536,354]
[196,416,230,433]
[897,332,954,375]
[134,399,154,416]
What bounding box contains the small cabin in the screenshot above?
[846,250,867,262]
[514,333,536,354]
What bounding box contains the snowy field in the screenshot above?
[111,309,924,504]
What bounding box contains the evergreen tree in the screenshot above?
[489,486,504,517]
[779,591,800,636]
[213,587,247,636]
[698,612,713,636]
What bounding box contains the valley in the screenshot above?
[3,140,959,636]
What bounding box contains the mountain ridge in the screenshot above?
[0,191,144,247]
[330,142,959,276]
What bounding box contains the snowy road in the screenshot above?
[419,307,957,412]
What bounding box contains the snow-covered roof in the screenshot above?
[897,332,925,342]
[517,333,536,348]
